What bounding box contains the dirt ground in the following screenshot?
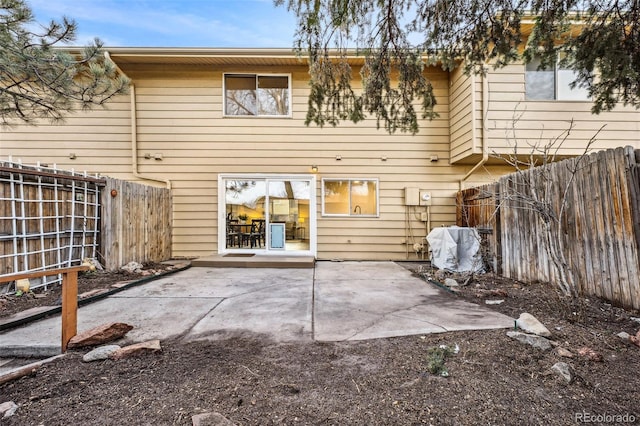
[1,262,639,425]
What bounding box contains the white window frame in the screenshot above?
[321,178,380,218]
[525,55,590,101]
[217,174,317,257]
[223,73,292,118]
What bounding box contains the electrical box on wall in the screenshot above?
[419,191,432,206]
[404,187,420,206]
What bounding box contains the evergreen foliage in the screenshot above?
[0,0,129,125]
[276,0,640,133]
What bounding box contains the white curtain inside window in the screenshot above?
[557,68,590,100]
[525,58,555,100]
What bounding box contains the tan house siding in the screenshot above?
[449,65,475,163]
[485,63,640,156]
[132,64,459,260]
[2,52,638,261]
[0,100,133,175]
[0,62,470,260]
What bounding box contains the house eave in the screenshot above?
[101,47,368,67]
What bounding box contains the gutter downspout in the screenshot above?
[459,66,489,190]
[104,52,172,190]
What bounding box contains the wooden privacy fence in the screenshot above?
[100,177,172,270]
[456,183,501,274]
[458,146,640,310]
[1,160,172,286]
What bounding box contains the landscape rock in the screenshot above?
[434,270,446,282]
[68,322,133,349]
[444,278,459,287]
[109,339,162,360]
[629,330,640,348]
[516,313,552,337]
[0,401,19,418]
[121,261,143,273]
[616,331,630,341]
[577,347,603,362]
[82,345,122,362]
[551,362,574,383]
[489,289,509,297]
[78,289,107,299]
[630,317,640,324]
[556,347,574,358]
[475,289,508,298]
[485,299,504,305]
[110,281,133,289]
[82,257,103,271]
[507,331,553,350]
[192,411,236,426]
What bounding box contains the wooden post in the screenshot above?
[61,270,79,352]
[0,265,89,353]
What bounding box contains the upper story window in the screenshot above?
[224,74,291,117]
[525,55,590,101]
[322,178,379,217]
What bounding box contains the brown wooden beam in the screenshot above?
[0,166,106,185]
[0,266,89,283]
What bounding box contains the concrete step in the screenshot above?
[191,255,315,269]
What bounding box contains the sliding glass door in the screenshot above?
[220,175,315,255]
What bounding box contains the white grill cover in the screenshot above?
[426,226,484,272]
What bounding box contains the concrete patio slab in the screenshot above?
[185,280,313,342]
[0,261,513,357]
[120,267,310,299]
[313,261,513,341]
[0,293,225,355]
[314,260,416,281]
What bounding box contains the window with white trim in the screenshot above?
[322,179,379,217]
[224,74,291,116]
[525,55,590,101]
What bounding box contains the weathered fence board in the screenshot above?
[458,146,640,310]
[100,177,172,270]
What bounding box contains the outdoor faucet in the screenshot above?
[354,205,361,214]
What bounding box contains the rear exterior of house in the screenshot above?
[1,48,639,261]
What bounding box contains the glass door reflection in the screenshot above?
[269,180,310,251]
[224,179,266,249]
[223,178,310,252]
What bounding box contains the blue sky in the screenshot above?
[28,0,298,48]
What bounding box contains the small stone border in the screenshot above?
[0,262,191,332]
